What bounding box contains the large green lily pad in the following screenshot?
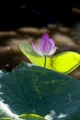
[0,62,80,120]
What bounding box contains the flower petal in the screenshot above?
[49,39,55,48]
[41,41,52,55]
[42,33,50,41]
[31,34,57,56]
[31,42,43,56]
[48,46,58,55]
[40,33,50,50]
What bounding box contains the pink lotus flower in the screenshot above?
[31,33,57,56]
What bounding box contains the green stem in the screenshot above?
[44,55,46,68]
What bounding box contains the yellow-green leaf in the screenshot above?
[19,42,80,74]
[0,118,11,120]
[19,114,45,120]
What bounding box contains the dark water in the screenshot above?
[0,0,80,30]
